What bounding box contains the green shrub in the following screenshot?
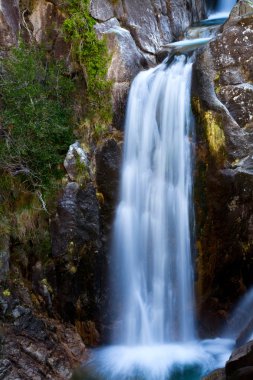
[0,41,75,192]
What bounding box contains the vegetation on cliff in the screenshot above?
[0,41,75,259]
[63,0,112,129]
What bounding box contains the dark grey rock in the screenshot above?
[226,341,253,377]
[193,0,253,332]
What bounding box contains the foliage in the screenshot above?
[0,41,75,192]
[0,41,75,263]
[62,0,112,127]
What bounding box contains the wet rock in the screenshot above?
[95,138,122,340]
[52,182,100,259]
[202,368,226,380]
[226,341,253,379]
[236,318,253,348]
[51,182,101,334]
[193,0,253,333]
[96,138,122,207]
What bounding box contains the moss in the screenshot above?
[62,0,113,133]
[203,111,225,157]
[192,97,226,163]
[2,289,11,297]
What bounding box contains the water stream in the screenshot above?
[209,0,236,18]
[79,2,238,379]
[113,55,195,346]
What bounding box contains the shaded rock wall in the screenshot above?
[193,0,253,335]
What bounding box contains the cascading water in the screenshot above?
[82,51,233,380]
[113,55,195,345]
[209,0,236,18]
[80,5,239,376]
[215,0,236,14]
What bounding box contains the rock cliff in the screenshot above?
[0,1,206,378]
[193,0,253,335]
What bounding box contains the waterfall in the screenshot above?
[83,49,234,380]
[209,0,236,18]
[112,54,195,345]
[215,0,236,13]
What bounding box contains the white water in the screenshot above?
[113,55,195,345]
[209,0,236,19]
[80,54,234,380]
[224,287,253,340]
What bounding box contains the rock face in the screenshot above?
[92,0,206,128]
[0,300,86,380]
[95,138,122,339]
[0,0,19,48]
[51,181,101,340]
[193,0,253,334]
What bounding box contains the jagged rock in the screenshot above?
[1,312,86,380]
[64,142,90,182]
[193,0,253,333]
[28,0,68,58]
[95,18,147,129]
[0,0,19,48]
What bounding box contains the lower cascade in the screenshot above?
[81,54,234,380]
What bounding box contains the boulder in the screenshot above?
[226,341,253,379]
[64,142,90,183]
[90,0,114,21]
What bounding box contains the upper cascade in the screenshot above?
[210,0,236,17]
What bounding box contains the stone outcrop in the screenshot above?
[91,0,206,128]
[193,0,253,334]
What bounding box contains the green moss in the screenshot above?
[62,0,113,130]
